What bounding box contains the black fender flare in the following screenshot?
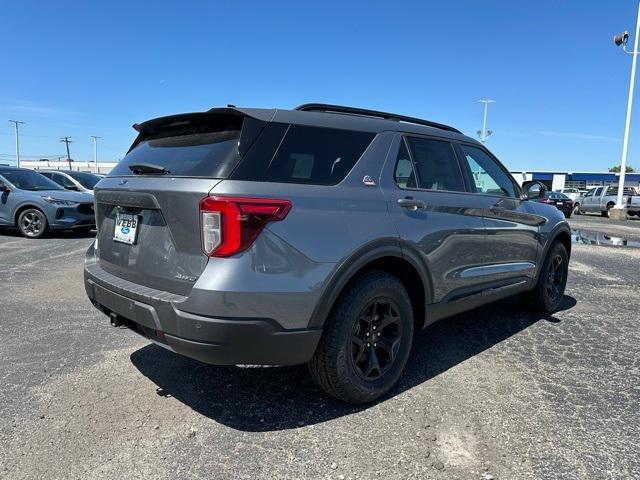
[534,222,572,282]
[308,238,433,328]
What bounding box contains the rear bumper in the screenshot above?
[84,259,322,366]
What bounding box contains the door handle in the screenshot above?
[397,197,426,210]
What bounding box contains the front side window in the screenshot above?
[397,137,465,192]
[585,188,595,197]
[460,144,516,197]
[594,187,603,196]
[53,173,76,189]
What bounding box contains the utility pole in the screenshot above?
[9,120,25,168]
[60,137,73,170]
[477,99,496,143]
[612,2,640,218]
[90,136,100,173]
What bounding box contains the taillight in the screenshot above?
[199,196,292,257]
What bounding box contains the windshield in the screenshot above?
[548,192,569,199]
[66,171,101,189]
[0,169,63,191]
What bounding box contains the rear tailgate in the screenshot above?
[94,109,267,296]
[94,178,220,296]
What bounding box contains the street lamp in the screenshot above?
[477,99,495,143]
[612,2,640,219]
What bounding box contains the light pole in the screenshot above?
[612,2,640,218]
[8,120,25,168]
[477,99,495,143]
[91,136,100,173]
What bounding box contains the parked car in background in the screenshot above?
[627,192,640,217]
[84,103,571,404]
[557,188,581,202]
[556,187,581,213]
[579,186,636,217]
[0,167,95,238]
[38,170,102,194]
[537,191,574,218]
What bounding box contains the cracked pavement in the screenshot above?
[0,218,639,479]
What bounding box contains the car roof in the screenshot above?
[133,103,480,145]
[0,166,37,173]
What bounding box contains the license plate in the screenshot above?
[556,202,564,206]
[113,212,140,245]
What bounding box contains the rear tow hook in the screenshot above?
[109,312,124,327]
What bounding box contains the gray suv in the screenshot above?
[84,104,571,404]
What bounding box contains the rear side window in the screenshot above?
[262,126,375,185]
[110,114,259,178]
[398,137,465,192]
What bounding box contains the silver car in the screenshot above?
[38,170,102,194]
[0,167,95,238]
[84,104,571,404]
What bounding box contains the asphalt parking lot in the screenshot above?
[1,215,639,480]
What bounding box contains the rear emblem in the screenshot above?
[362,175,377,186]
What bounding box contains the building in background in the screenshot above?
[20,160,117,175]
[510,170,640,192]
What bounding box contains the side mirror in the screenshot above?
[0,181,10,193]
[522,180,547,200]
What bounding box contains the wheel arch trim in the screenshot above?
[13,203,48,226]
[308,238,433,328]
[535,223,571,282]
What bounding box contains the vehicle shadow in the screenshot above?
[0,228,95,239]
[130,295,576,432]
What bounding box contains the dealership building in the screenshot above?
[510,170,640,191]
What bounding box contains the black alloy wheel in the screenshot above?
[351,299,402,380]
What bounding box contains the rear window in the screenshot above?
[259,125,375,185]
[109,114,260,178]
[608,187,636,196]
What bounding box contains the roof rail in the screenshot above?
[294,103,462,134]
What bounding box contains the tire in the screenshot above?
[573,203,581,215]
[564,211,572,218]
[309,271,414,404]
[522,242,568,313]
[17,208,48,238]
[602,204,614,217]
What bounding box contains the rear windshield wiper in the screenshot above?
[128,163,170,175]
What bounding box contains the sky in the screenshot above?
[0,0,639,172]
